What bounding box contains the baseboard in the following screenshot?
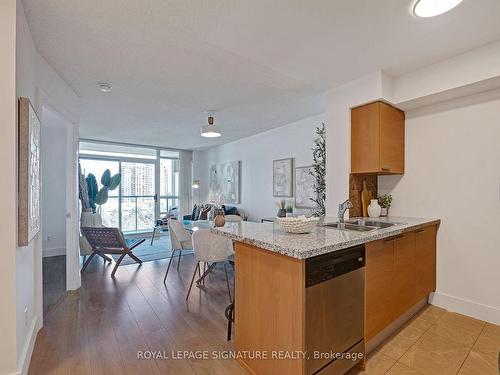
[430,292,500,325]
[14,315,39,375]
[43,247,65,257]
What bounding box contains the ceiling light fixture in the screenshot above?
[201,111,222,138]
[413,0,464,18]
[97,82,112,93]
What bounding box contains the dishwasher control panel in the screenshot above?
[305,245,365,287]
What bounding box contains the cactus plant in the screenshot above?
[83,169,121,213]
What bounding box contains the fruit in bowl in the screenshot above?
[277,215,320,234]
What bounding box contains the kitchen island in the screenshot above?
[212,217,440,375]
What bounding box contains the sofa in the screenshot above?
[183,204,246,221]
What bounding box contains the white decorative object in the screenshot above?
[278,215,319,234]
[18,97,41,246]
[295,166,317,209]
[368,199,382,218]
[209,160,240,204]
[273,158,293,197]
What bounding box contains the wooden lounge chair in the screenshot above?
[81,227,145,277]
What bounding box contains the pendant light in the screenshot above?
[201,111,222,138]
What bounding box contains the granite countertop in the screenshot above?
[211,216,440,259]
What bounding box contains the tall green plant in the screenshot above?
[310,123,326,216]
[85,169,121,213]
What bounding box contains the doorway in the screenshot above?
[40,104,79,316]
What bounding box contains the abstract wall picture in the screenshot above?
[273,158,293,197]
[295,166,317,209]
[209,160,240,204]
[18,97,41,246]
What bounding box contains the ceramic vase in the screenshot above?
[367,199,381,218]
[214,209,225,227]
[277,208,286,218]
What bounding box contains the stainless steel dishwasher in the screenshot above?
[305,244,365,375]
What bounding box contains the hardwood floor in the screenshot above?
[29,254,245,375]
[43,255,66,316]
[29,254,500,375]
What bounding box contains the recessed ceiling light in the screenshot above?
[201,111,222,138]
[413,0,464,18]
[97,82,112,93]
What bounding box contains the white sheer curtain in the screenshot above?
[178,150,193,219]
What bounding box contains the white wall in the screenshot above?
[41,123,67,257]
[14,1,80,373]
[193,114,325,222]
[378,94,500,324]
[0,0,21,373]
[325,71,387,214]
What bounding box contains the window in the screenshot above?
[79,141,180,233]
[160,158,179,216]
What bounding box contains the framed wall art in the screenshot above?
[209,160,241,204]
[295,166,317,209]
[18,97,41,246]
[273,158,293,197]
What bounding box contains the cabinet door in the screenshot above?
[379,102,405,174]
[393,232,416,318]
[415,225,437,301]
[365,238,394,341]
[351,102,380,174]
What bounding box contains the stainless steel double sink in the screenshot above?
[323,219,401,232]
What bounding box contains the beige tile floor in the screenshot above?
[349,305,500,375]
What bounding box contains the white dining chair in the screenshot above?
[224,214,242,222]
[186,229,234,302]
[163,219,193,283]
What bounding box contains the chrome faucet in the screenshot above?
[338,199,352,223]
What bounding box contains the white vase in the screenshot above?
[367,199,381,218]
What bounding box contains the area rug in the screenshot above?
[112,235,193,265]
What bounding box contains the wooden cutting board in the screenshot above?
[361,180,370,217]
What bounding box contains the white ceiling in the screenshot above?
[23,0,500,149]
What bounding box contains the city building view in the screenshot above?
[79,142,179,232]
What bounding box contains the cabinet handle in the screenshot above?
[415,229,425,233]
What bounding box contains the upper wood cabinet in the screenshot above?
[351,101,405,174]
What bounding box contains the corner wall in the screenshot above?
[0,0,21,373]
[193,114,325,222]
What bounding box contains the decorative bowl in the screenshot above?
[277,216,320,234]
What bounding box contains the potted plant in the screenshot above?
[285,204,294,217]
[378,194,393,217]
[276,199,286,218]
[310,123,326,217]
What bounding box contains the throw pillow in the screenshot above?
[191,205,199,221]
[223,205,238,215]
[199,205,211,220]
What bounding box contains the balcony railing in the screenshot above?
[99,195,179,233]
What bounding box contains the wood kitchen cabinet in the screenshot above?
[351,101,405,174]
[365,225,437,342]
[365,238,395,341]
[415,225,437,301]
[393,232,417,318]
